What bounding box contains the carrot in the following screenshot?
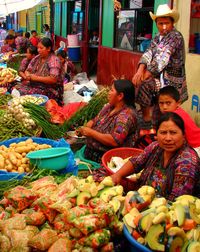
[182,219,196,230]
[166,223,173,232]
[132,230,141,240]
[133,213,142,227]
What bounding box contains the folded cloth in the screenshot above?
[75,145,101,171]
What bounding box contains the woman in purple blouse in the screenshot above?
[16,37,63,105]
[112,112,200,201]
[78,79,139,163]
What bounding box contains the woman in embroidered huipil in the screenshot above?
[78,79,139,163]
[17,37,64,105]
[112,112,200,201]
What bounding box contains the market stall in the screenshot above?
[0,53,200,252]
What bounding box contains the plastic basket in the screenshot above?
[123,226,152,252]
[102,147,143,191]
[102,147,143,177]
[0,137,78,179]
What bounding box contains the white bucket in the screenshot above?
[67,34,79,47]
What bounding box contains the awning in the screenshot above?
[0,0,46,17]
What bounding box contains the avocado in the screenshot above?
[138,212,155,233]
[99,187,117,202]
[174,203,186,226]
[76,191,91,206]
[66,189,80,198]
[186,241,200,251]
[189,203,200,224]
[166,236,184,252]
[146,224,165,251]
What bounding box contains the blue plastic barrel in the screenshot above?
[195,33,200,54]
[67,46,81,61]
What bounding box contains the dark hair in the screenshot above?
[113,79,135,107]
[31,30,37,34]
[156,16,174,23]
[39,37,53,52]
[159,86,180,102]
[27,45,38,55]
[57,50,67,59]
[25,32,30,39]
[5,34,15,40]
[156,112,185,134]
[43,24,49,30]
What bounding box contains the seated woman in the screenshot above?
[16,37,64,106]
[1,34,16,53]
[111,112,200,201]
[78,79,139,163]
[18,45,38,80]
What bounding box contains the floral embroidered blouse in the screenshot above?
[130,141,200,201]
[18,53,64,105]
[19,58,31,72]
[86,103,139,153]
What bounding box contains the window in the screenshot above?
[114,0,154,52]
[189,0,200,54]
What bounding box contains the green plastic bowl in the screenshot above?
[26,147,71,170]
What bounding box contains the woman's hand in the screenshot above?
[111,173,123,185]
[78,126,92,137]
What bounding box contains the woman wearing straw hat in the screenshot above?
[132,4,188,132]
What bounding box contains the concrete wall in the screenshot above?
[175,0,200,125]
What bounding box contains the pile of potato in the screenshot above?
[0,138,52,174]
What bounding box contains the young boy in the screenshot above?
[158,85,200,157]
[30,30,39,47]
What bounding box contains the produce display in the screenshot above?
[4,95,48,130]
[123,185,200,251]
[107,156,143,181]
[0,67,18,85]
[0,175,124,251]
[0,94,12,107]
[0,138,52,173]
[63,88,109,132]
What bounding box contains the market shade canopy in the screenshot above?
[0,0,45,17]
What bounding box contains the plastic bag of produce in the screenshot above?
[30,176,56,191]
[24,225,39,235]
[50,199,72,214]
[66,205,92,222]
[35,184,58,197]
[53,214,72,232]
[5,205,17,216]
[0,215,26,231]
[69,227,83,239]
[7,229,35,248]
[9,247,30,252]
[52,176,79,200]
[32,196,57,223]
[71,214,110,235]
[0,211,11,220]
[48,237,72,252]
[0,234,11,252]
[4,186,37,211]
[28,228,58,251]
[77,229,111,249]
[23,210,46,226]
